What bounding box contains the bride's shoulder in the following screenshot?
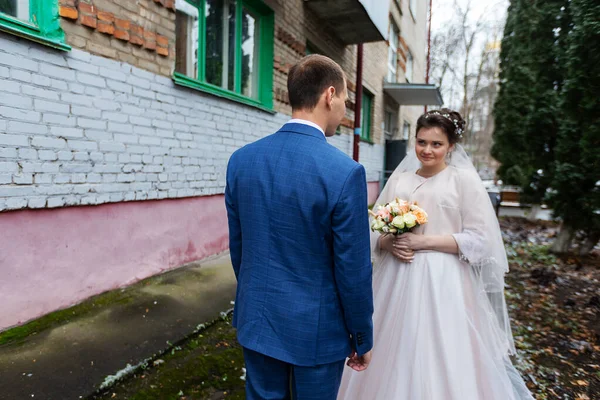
[449,166,484,187]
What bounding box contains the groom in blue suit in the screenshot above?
[226,54,374,399]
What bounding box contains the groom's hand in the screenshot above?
[347,350,372,372]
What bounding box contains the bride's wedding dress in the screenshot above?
[338,148,534,400]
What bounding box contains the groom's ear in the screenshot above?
[325,86,335,108]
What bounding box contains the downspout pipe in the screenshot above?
[353,43,364,162]
[425,0,433,113]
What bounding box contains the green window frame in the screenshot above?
[0,0,69,51]
[173,0,274,113]
[361,91,373,142]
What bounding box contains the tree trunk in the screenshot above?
[550,223,574,254]
[527,204,543,221]
[579,231,600,256]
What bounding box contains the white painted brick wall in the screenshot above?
[0,35,383,211]
[328,134,385,183]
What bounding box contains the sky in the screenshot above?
[429,0,509,109]
[431,0,509,32]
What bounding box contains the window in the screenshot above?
[175,1,199,79]
[409,0,417,19]
[360,91,373,142]
[174,0,274,111]
[384,111,393,138]
[387,21,399,83]
[406,50,413,83]
[402,121,411,140]
[0,0,69,50]
[384,109,397,139]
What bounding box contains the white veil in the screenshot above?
[371,145,516,355]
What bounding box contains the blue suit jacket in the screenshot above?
[225,123,373,367]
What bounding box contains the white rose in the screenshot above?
[391,216,405,229]
[370,219,378,231]
[403,213,417,228]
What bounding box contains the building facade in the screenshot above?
[0,0,437,331]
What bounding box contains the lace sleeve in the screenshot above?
[451,170,490,266]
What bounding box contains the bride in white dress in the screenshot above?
[338,109,534,400]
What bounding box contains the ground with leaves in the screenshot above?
[92,217,599,400]
[502,217,600,399]
[91,314,246,400]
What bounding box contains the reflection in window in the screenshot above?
[406,50,413,83]
[387,21,399,83]
[361,92,373,141]
[175,2,199,79]
[205,0,236,91]
[403,121,410,140]
[384,110,397,139]
[241,8,258,99]
[0,0,30,22]
[409,0,417,19]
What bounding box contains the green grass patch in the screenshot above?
[93,314,245,400]
[0,289,134,347]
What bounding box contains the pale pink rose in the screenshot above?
[377,208,391,222]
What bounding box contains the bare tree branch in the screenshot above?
[431,0,507,174]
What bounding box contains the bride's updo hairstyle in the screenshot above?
[416,108,466,145]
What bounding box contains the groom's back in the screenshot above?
[226,123,361,366]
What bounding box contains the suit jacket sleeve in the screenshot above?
[225,157,242,279]
[332,164,374,355]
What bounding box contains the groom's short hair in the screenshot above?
[288,55,346,111]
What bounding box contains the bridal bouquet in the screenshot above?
[369,198,428,235]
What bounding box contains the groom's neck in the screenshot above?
[291,110,327,132]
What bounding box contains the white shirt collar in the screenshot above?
[287,119,325,136]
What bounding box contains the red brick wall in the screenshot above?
[269,0,388,143]
[59,0,175,76]
[57,0,391,144]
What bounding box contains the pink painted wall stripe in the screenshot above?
[0,195,228,331]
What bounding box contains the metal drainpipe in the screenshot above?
[353,43,363,162]
[425,0,433,113]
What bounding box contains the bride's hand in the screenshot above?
[394,232,426,251]
[380,234,414,263]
